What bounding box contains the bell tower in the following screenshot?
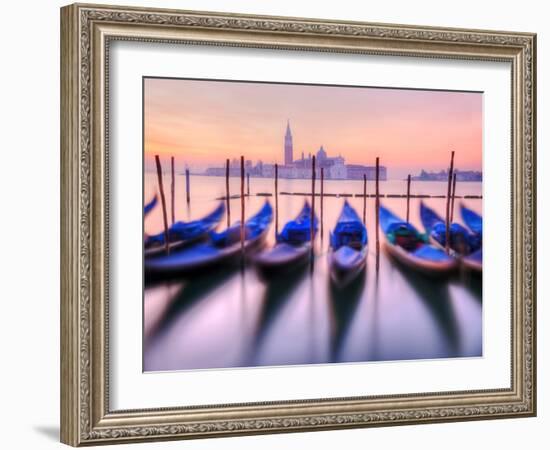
[284,120,293,165]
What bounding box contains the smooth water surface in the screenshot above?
[143,175,482,371]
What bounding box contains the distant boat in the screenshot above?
[420,201,481,257]
[460,204,483,272]
[144,194,158,217]
[380,205,457,276]
[145,201,273,277]
[329,201,368,286]
[253,201,317,276]
[144,202,225,257]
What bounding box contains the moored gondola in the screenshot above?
[460,204,483,272]
[380,204,457,276]
[420,201,482,258]
[328,201,368,286]
[144,194,158,217]
[460,204,483,236]
[144,201,272,277]
[253,201,317,276]
[144,201,225,257]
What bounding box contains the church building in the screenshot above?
[278,121,385,180]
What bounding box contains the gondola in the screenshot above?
[144,201,273,277]
[144,202,225,257]
[328,201,368,285]
[253,201,317,276]
[144,194,158,217]
[420,201,481,257]
[460,204,483,235]
[460,204,483,272]
[380,204,457,276]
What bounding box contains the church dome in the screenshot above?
[317,145,327,161]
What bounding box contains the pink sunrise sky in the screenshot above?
[144,77,482,179]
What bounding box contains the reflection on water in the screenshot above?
[143,175,482,372]
[329,269,365,362]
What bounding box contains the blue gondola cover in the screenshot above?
[330,201,367,250]
[277,201,318,245]
[211,201,272,247]
[146,201,225,247]
[460,205,483,236]
[379,205,454,263]
[420,202,480,254]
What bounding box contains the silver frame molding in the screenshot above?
[60,3,536,446]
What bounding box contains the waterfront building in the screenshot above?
[346,164,387,180]
[279,122,385,180]
[202,121,387,180]
[329,161,347,179]
[261,163,276,178]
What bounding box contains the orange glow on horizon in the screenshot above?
[144,78,482,178]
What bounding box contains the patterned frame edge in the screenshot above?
[60,3,536,446]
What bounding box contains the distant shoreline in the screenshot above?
[143,170,483,182]
[183,173,388,181]
[397,177,482,182]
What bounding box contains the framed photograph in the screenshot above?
[60,3,536,446]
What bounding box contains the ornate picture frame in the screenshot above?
[60,3,536,446]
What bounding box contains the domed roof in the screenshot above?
[317,145,327,160]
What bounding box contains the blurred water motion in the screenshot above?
[143,175,482,372]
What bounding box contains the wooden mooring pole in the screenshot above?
[406,174,411,223]
[362,173,367,224]
[170,157,175,225]
[445,151,455,254]
[247,173,250,196]
[185,168,190,206]
[450,171,457,223]
[275,163,279,236]
[240,156,245,264]
[375,157,380,272]
[320,167,324,241]
[154,155,170,255]
[310,156,316,266]
[225,159,231,227]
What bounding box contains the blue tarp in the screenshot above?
[277,201,318,245]
[211,201,273,247]
[431,222,481,253]
[146,202,225,246]
[420,202,481,253]
[461,205,483,236]
[330,201,367,250]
